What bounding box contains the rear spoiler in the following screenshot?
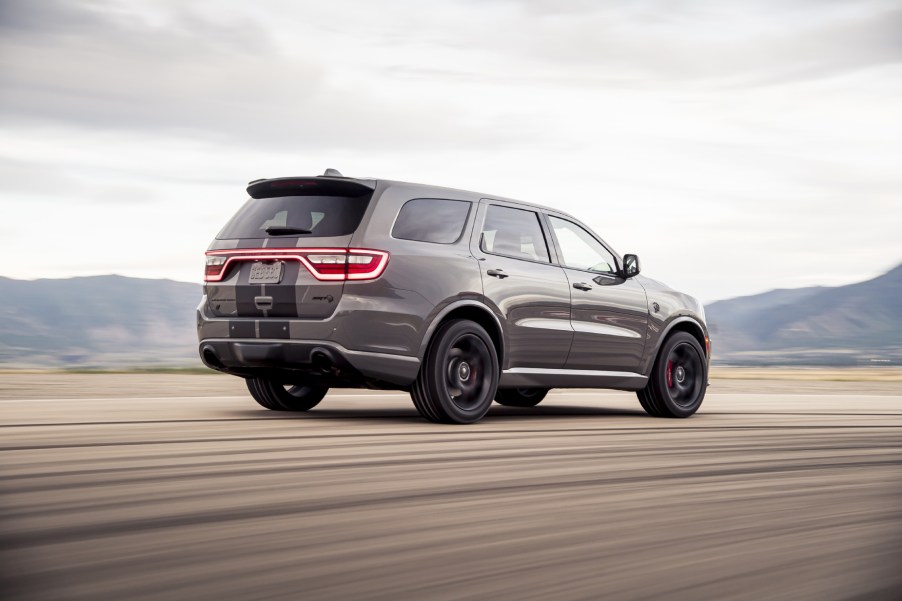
[247,176,377,199]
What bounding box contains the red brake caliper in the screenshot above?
[666,360,674,388]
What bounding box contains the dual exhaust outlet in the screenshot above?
[201,344,338,374]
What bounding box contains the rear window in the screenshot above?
[217,194,371,239]
[392,198,471,244]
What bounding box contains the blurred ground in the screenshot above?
[2,367,901,399]
[1,372,901,600]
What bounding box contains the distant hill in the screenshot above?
[0,275,202,368]
[707,264,902,365]
[1,266,900,368]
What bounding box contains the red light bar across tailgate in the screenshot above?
[204,248,389,282]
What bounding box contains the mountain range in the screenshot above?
[0,275,201,368]
[0,264,899,368]
[705,263,902,365]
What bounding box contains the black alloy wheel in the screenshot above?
[637,331,707,418]
[411,319,499,424]
[664,342,704,409]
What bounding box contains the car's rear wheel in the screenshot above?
[411,319,499,424]
[246,378,328,411]
[637,332,707,418]
[495,387,549,407]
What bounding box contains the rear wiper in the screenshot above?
[265,226,312,235]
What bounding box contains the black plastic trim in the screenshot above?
[247,176,376,199]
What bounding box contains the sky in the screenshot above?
[1,0,900,302]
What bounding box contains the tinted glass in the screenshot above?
[217,194,371,239]
[480,205,550,262]
[548,216,616,274]
[392,198,471,244]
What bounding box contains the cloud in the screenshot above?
[0,0,900,300]
[2,0,899,154]
[0,0,527,151]
[451,0,902,86]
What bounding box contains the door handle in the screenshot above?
[573,282,593,291]
[487,269,509,279]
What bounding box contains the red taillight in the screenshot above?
[204,248,389,282]
[305,254,350,278]
[347,250,389,280]
[205,255,226,280]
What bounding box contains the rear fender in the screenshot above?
[417,300,505,364]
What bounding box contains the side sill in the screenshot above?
[499,367,648,391]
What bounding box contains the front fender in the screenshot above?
[641,314,709,376]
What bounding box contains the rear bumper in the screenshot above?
[198,338,420,386]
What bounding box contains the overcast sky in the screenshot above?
[1,0,900,302]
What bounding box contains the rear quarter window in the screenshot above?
[392,198,471,244]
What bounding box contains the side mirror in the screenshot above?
[622,254,641,278]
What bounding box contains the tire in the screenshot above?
[495,388,548,407]
[636,332,707,418]
[246,378,328,411]
[637,385,662,417]
[411,319,499,424]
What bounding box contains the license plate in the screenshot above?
[249,261,283,284]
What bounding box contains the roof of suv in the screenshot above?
[246,174,571,219]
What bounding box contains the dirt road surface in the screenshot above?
[2,373,901,600]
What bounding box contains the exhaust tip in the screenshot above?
[201,345,225,369]
[310,349,335,373]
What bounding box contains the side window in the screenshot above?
[548,216,617,274]
[480,205,550,263]
[392,198,471,244]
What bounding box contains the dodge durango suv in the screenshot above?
[197,170,710,424]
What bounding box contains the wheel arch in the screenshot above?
[418,300,505,366]
[645,316,708,374]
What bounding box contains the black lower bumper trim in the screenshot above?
[198,338,420,386]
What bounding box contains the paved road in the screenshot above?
[2,375,901,600]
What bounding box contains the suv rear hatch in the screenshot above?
[204,176,383,320]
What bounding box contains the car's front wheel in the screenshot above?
[246,378,328,411]
[637,332,707,418]
[411,319,499,424]
[495,388,548,407]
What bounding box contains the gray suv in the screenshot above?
[198,170,710,424]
